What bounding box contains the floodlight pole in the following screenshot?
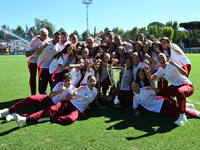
[82,0,93,35]
[86,4,89,34]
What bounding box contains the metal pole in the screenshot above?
[86,4,89,34]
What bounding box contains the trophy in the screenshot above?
[106,64,127,108]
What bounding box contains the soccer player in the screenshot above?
[59,32,70,50]
[25,28,49,95]
[15,75,98,127]
[37,32,61,94]
[131,82,200,123]
[0,73,76,123]
[160,37,191,76]
[144,53,194,125]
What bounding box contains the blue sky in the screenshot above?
[0,0,200,34]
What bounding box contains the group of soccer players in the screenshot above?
[0,28,200,127]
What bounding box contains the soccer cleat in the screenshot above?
[186,103,195,111]
[37,117,50,123]
[16,114,27,128]
[0,108,9,118]
[6,112,17,122]
[174,113,188,126]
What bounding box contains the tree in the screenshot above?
[130,27,138,41]
[166,21,178,31]
[14,25,26,39]
[0,25,13,40]
[147,25,159,38]
[104,27,110,36]
[112,27,124,37]
[180,21,200,47]
[148,22,164,28]
[122,30,131,41]
[34,18,55,37]
[138,27,146,35]
[58,28,66,33]
[161,26,174,42]
[82,31,88,41]
[180,21,200,31]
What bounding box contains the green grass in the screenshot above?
[0,55,200,150]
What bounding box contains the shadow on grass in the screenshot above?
[78,105,178,140]
[0,99,177,139]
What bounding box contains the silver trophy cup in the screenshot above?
[106,65,126,107]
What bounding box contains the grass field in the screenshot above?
[0,54,200,150]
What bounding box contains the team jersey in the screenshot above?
[26,37,48,63]
[155,63,192,86]
[58,54,76,66]
[170,43,191,67]
[133,87,164,113]
[70,68,82,87]
[51,82,76,104]
[80,68,100,85]
[37,41,60,69]
[132,62,147,81]
[120,69,132,90]
[49,53,69,74]
[58,40,70,50]
[70,85,98,113]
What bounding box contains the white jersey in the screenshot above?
[70,85,98,113]
[155,63,192,86]
[120,69,132,90]
[49,59,59,74]
[70,68,82,87]
[80,69,100,85]
[51,82,76,104]
[170,43,191,67]
[49,53,69,74]
[26,37,47,63]
[37,41,60,69]
[133,87,164,113]
[58,54,76,66]
[58,40,70,50]
[132,62,147,81]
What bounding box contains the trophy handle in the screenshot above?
[120,64,127,88]
[106,64,114,87]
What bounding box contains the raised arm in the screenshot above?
[169,59,187,76]
[144,66,158,81]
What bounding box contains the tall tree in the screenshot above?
[34,18,55,37]
[130,27,138,41]
[147,25,159,38]
[161,26,174,42]
[148,22,164,28]
[14,25,26,39]
[82,31,88,41]
[58,28,66,33]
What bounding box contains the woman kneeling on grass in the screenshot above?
[0,75,98,127]
[131,82,200,125]
[144,53,194,126]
